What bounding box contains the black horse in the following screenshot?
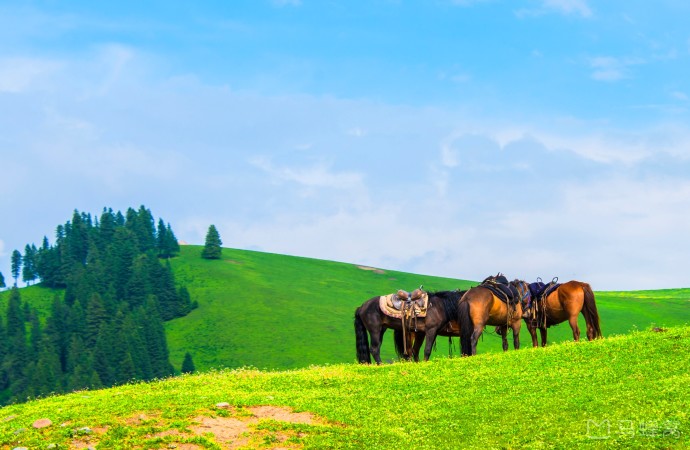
[354,290,466,364]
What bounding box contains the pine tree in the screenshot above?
[0,272,5,289]
[201,225,223,259]
[22,244,38,285]
[10,250,22,286]
[181,352,196,374]
[85,293,108,347]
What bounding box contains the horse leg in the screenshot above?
[470,324,484,356]
[511,322,521,350]
[526,324,539,347]
[423,329,439,361]
[496,325,509,351]
[539,327,547,347]
[412,331,424,362]
[585,317,596,341]
[568,316,581,341]
[369,328,385,364]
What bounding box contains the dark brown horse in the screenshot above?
[354,290,465,364]
[523,280,602,346]
[458,278,530,356]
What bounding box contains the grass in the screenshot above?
[2,245,690,373]
[1,326,688,449]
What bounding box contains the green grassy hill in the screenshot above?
[2,245,690,373]
[1,326,688,449]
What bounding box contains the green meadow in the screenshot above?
[1,245,689,448]
[3,245,689,372]
[0,327,688,449]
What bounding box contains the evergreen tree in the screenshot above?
[157,219,180,258]
[85,293,108,347]
[201,225,223,259]
[1,205,194,405]
[166,223,180,256]
[22,244,38,285]
[5,288,28,398]
[181,352,196,374]
[0,271,5,289]
[10,250,22,286]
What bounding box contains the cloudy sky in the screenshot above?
[1,0,689,290]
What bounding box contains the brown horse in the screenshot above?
[523,280,602,346]
[354,290,465,364]
[458,277,530,356]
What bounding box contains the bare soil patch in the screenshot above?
[356,265,386,274]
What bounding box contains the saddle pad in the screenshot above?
[482,283,519,305]
[379,293,429,319]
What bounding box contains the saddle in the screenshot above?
[379,288,428,319]
[480,273,519,306]
[526,277,560,327]
[528,277,560,300]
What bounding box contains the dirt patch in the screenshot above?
[248,406,317,425]
[70,405,330,449]
[356,265,386,274]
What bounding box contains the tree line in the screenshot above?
[0,206,196,405]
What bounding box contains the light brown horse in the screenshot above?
[523,280,602,347]
[458,278,530,356]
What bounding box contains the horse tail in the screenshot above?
[354,308,371,364]
[458,298,473,356]
[393,329,407,359]
[581,283,602,339]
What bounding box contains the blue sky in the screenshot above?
[1,0,689,290]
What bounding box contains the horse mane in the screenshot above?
[429,290,466,319]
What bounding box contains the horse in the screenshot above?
[523,280,602,347]
[354,290,466,364]
[458,276,531,356]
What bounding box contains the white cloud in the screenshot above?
[542,0,592,17]
[588,56,645,82]
[589,56,625,81]
[515,0,591,18]
[272,0,302,7]
[250,157,365,190]
[672,91,688,101]
[0,57,61,93]
[0,239,5,258]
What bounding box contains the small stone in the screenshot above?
[215,402,230,409]
[77,426,93,434]
[12,447,28,450]
[32,418,52,429]
[3,415,17,422]
[47,444,58,449]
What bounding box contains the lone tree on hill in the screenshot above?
[201,225,222,259]
[181,352,196,374]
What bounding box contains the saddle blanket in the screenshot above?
[379,292,429,319]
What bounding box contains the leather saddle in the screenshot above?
[481,273,519,305]
[391,288,425,310]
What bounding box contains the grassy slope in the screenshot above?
[164,245,690,371]
[1,327,688,449]
[2,245,689,372]
[165,245,475,371]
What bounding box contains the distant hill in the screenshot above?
[1,326,688,448]
[164,245,690,371]
[3,245,689,373]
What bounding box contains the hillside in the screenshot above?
[3,245,690,373]
[1,326,688,449]
[165,245,476,371]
